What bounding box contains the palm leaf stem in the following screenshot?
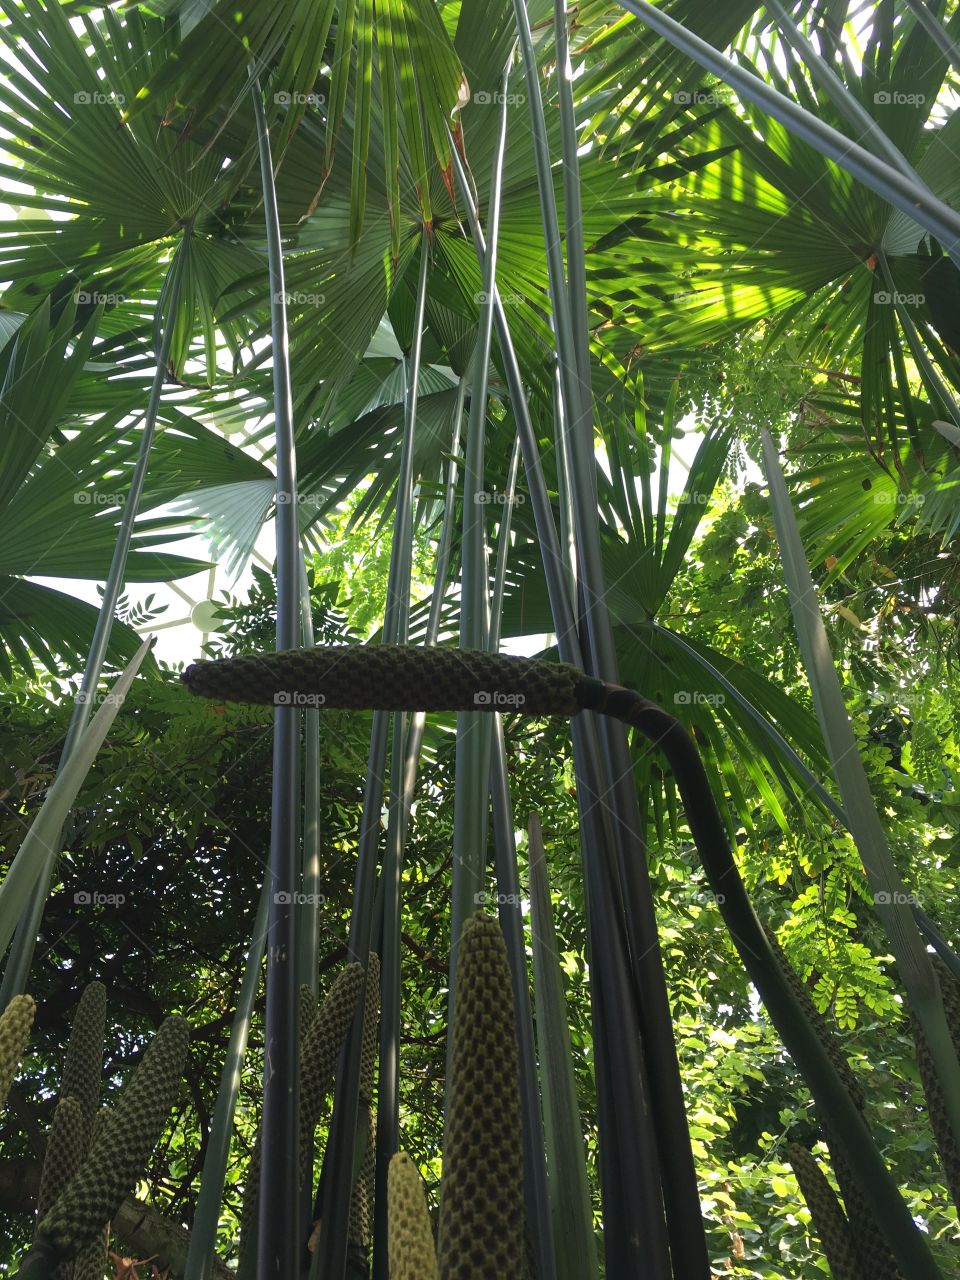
[314,238,431,1280]
[0,233,189,1007]
[253,75,303,1278]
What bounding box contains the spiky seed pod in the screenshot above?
[359,954,380,1107]
[60,983,106,1142]
[763,929,864,1110]
[349,1105,376,1251]
[787,1143,863,1280]
[36,1016,189,1262]
[299,984,317,1042]
[389,1153,440,1280]
[37,1097,86,1222]
[0,993,35,1109]
[238,962,365,1275]
[437,914,524,1279]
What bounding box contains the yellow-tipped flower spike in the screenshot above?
[0,993,35,1110]
[389,1152,439,1280]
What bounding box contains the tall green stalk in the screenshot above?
[516,0,708,1267]
[314,238,430,1280]
[485,433,558,1280]
[299,550,324,994]
[0,235,189,1009]
[445,68,508,1068]
[527,811,600,1280]
[372,375,467,1280]
[252,78,303,1277]
[449,126,673,1277]
[761,428,960,1148]
[183,878,271,1280]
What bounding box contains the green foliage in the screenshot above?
[1,2,960,1275]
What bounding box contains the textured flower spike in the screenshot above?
[911,956,960,1213]
[35,1096,86,1280]
[72,1109,111,1280]
[0,993,35,1109]
[349,954,381,1253]
[437,913,524,1279]
[182,645,586,715]
[299,961,366,1138]
[358,954,380,1109]
[787,1142,863,1280]
[299,982,318,1041]
[389,1152,439,1280]
[60,982,107,1142]
[34,1015,189,1262]
[237,961,365,1278]
[37,1097,85,1221]
[764,930,902,1278]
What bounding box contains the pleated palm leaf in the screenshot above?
[2,3,959,1279]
